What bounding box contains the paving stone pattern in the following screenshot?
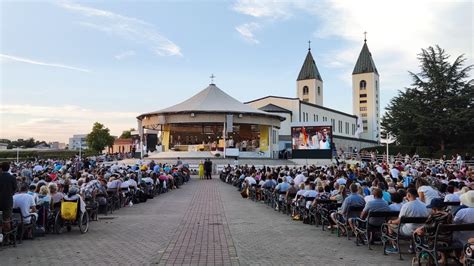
[2,177,409,265]
[156,180,238,265]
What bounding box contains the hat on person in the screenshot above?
[426,198,446,209]
[460,190,474,208]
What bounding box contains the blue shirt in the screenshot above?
[341,193,365,215]
[276,182,290,192]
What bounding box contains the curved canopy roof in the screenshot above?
[138,84,284,121]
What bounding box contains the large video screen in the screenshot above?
[291,126,333,159]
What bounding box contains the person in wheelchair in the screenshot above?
[63,187,86,216]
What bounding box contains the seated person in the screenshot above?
[349,188,390,233]
[107,175,122,192]
[303,183,318,209]
[331,184,365,231]
[386,188,429,254]
[37,186,51,205]
[389,191,404,211]
[413,198,452,264]
[453,191,474,246]
[13,183,37,224]
[64,186,86,215]
[49,183,64,204]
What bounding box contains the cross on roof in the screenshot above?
[364,31,367,42]
[210,74,215,84]
[308,40,311,50]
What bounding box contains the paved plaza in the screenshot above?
[1,178,407,265]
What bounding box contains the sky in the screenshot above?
[1,0,472,143]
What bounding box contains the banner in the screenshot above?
[226,114,233,133]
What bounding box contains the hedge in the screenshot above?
[0,149,98,161]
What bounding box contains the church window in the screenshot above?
[363,126,368,131]
[360,94,367,98]
[345,122,349,134]
[316,115,318,122]
[360,80,367,90]
[317,86,321,96]
[313,114,316,122]
[360,107,367,111]
[362,120,368,124]
[303,86,309,95]
[361,113,367,117]
[331,119,335,129]
[360,100,367,104]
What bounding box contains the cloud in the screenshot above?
[235,22,261,44]
[58,1,182,56]
[114,50,136,60]
[0,104,137,142]
[232,0,473,93]
[232,0,292,19]
[0,53,90,72]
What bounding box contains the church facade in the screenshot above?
[246,39,380,153]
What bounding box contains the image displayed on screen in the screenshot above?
[291,126,332,150]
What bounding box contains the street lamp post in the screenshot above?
[16,146,19,163]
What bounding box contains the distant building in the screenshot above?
[49,142,66,149]
[0,143,8,150]
[69,134,88,150]
[107,138,133,154]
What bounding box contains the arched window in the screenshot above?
[317,86,320,95]
[303,86,309,95]
[360,80,367,90]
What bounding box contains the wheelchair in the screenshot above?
[54,199,89,234]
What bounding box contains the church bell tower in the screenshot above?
[297,41,323,106]
[352,35,380,141]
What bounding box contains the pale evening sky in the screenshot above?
[0,0,472,143]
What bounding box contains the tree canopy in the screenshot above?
[86,122,115,153]
[119,128,135,139]
[0,138,49,149]
[382,45,473,152]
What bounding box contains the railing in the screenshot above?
[339,152,474,167]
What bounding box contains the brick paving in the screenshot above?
[156,180,238,265]
[2,177,410,265]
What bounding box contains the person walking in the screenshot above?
[0,162,18,231]
[198,161,204,180]
[205,159,213,180]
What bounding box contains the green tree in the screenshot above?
[86,122,115,153]
[382,45,473,152]
[119,128,135,139]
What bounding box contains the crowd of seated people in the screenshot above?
[0,157,190,246]
[220,155,474,265]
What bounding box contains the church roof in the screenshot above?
[297,50,322,81]
[138,84,285,121]
[353,41,378,75]
[258,104,292,114]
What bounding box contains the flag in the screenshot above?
[355,116,363,137]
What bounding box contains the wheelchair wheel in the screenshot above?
[79,212,89,234]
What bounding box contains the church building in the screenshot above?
[246,38,380,152]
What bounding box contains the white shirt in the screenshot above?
[390,168,400,179]
[444,193,460,202]
[13,193,36,223]
[294,174,306,186]
[418,185,439,206]
[364,195,375,203]
[244,176,256,185]
[336,177,347,185]
[33,165,44,172]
